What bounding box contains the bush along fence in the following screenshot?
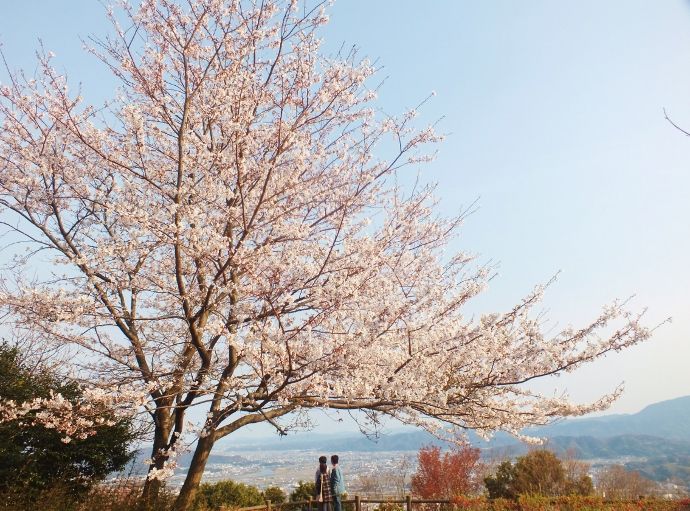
[235,495,690,511]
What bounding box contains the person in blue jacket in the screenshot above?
[329,454,346,511]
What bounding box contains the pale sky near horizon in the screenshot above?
[0,1,688,438]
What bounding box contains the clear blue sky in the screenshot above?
[0,1,688,433]
[322,0,690,417]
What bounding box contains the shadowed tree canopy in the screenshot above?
[0,0,654,509]
[0,343,135,503]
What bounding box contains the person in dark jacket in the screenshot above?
[314,455,329,486]
[314,461,332,511]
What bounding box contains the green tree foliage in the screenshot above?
[193,480,265,511]
[484,450,594,499]
[0,343,135,503]
[290,481,316,502]
[484,460,518,500]
[263,486,287,504]
[512,450,566,497]
[563,472,594,496]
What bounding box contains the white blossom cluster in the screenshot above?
[0,387,139,443]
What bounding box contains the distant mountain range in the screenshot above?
[221,395,690,455]
[530,395,690,441]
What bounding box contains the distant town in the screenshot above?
[166,450,416,495]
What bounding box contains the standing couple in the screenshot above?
[314,454,346,511]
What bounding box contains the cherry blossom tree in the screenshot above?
[0,1,654,509]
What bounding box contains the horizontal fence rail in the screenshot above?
[238,496,456,511]
[235,495,690,511]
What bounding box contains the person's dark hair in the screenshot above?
[319,462,328,473]
[331,454,339,465]
[319,455,327,464]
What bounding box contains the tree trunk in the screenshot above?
[141,477,164,510]
[141,420,171,507]
[173,432,216,511]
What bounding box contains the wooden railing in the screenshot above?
[238,496,452,511]
[234,495,690,511]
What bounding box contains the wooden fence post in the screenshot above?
[405,495,412,511]
[308,497,313,511]
[355,495,361,511]
[266,499,272,511]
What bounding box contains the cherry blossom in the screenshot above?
[0,1,656,509]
